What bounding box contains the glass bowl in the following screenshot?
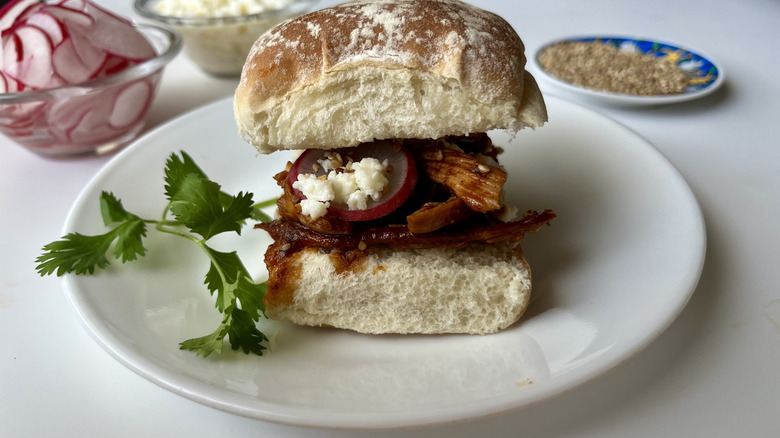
[0,23,182,158]
[134,0,317,77]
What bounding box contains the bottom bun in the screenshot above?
[264,242,532,334]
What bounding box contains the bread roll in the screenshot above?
[234,0,548,154]
[264,242,532,334]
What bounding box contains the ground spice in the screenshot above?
[538,41,690,95]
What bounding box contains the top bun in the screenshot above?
[234,0,547,154]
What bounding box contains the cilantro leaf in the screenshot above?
[100,191,133,225]
[180,304,268,357]
[227,306,268,356]
[35,216,147,276]
[165,151,234,209]
[179,319,229,357]
[203,247,266,317]
[168,174,254,240]
[164,151,209,199]
[36,232,116,276]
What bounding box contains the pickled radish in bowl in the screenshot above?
[0,0,181,156]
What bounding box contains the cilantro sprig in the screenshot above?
[36,151,275,358]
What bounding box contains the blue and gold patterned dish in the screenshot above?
[531,35,724,106]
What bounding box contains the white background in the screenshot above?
[2,0,779,436]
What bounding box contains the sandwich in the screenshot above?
[233,0,555,335]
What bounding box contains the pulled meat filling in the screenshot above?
[273,133,520,235]
[257,209,556,255]
[417,143,507,213]
[261,133,555,255]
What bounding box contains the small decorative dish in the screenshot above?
[531,35,724,106]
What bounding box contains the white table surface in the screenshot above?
[3,0,779,436]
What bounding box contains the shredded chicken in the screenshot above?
[406,196,475,234]
[257,209,556,254]
[416,143,507,213]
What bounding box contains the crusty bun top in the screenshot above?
[234,0,547,154]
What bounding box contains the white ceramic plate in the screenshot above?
[530,35,724,106]
[62,96,705,429]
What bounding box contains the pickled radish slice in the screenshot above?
[0,0,43,32]
[3,33,21,66]
[66,24,107,75]
[288,142,418,221]
[51,35,93,83]
[44,4,94,27]
[86,4,155,61]
[95,56,130,78]
[24,11,65,45]
[58,0,88,10]
[3,25,60,90]
[1,0,155,93]
[109,81,152,129]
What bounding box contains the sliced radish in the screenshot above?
[0,0,44,33]
[85,1,132,26]
[44,4,94,28]
[3,32,21,67]
[24,11,66,46]
[289,142,418,221]
[94,55,130,78]
[65,24,106,77]
[66,107,109,144]
[48,94,94,138]
[85,5,154,61]
[108,80,152,129]
[51,34,94,83]
[3,24,60,90]
[57,0,88,11]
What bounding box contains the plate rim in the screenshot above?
[59,95,707,429]
[530,34,725,105]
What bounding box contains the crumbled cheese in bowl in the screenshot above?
[143,0,302,76]
[153,0,293,18]
[293,157,390,219]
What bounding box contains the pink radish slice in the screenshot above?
[288,141,418,221]
[85,5,155,61]
[93,55,130,78]
[3,32,21,66]
[66,108,103,143]
[44,4,94,28]
[85,1,132,26]
[0,70,21,93]
[3,24,60,90]
[57,0,88,11]
[66,24,107,77]
[48,95,93,139]
[108,80,151,129]
[66,98,121,145]
[51,35,94,84]
[0,0,44,32]
[24,11,65,46]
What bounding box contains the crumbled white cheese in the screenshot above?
[152,0,296,75]
[292,157,390,219]
[153,0,292,18]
